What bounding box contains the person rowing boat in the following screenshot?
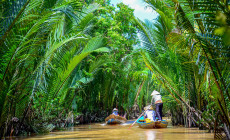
[151,90,163,121]
[112,108,119,116]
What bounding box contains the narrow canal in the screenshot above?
[17,120,214,140]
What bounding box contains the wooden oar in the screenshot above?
[128,105,151,129]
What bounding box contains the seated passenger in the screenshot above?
[112,108,119,116]
[144,105,156,122]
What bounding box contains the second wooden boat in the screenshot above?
[105,114,127,124]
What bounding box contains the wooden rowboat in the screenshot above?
[155,120,168,128]
[137,120,155,128]
[137,117,168,128]
[106,118,125,124]
[105,114,127,124]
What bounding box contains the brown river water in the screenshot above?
[7,119,214,140]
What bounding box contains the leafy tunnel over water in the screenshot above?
[0,0,229,139]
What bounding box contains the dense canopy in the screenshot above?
[0,0,229,139]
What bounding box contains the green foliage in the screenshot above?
[0,0,110,136]
[137,0,230,131]
[0,0,147,136]
[0,0,229,138]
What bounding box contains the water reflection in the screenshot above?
[145,130,156,140]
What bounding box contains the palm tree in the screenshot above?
[0,0,109,136]
[136,0,229,137]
